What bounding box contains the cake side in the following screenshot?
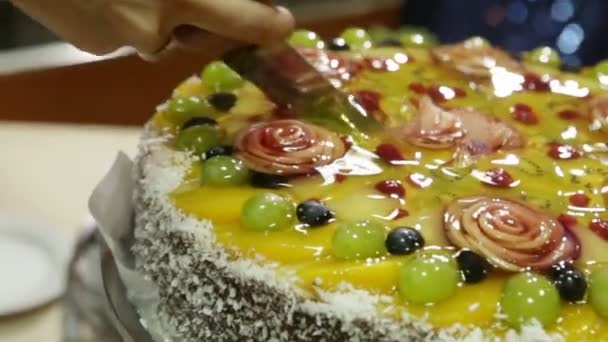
[131,123,564,342]
[128,26,608,341]
[131,127,433,341]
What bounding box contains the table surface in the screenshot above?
[0,121,141,342]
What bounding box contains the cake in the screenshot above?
[132,27,608,341]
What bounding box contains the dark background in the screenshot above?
[0,2,56,48]
[1,0,607,69]
[1,0,606,125]
[402,0,608,69]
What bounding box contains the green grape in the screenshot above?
[331,221,386,260]
[174,125,222,157]
[588,267,608,319]
[500,272,561,328]
[201,156,249,187]
[167,96,215,122]
[397,251,459,304]
[201,61,244,92]
[241,192,295,231]
[368,26,394,43]
[464,36,490,48]
[340,27,373,50]
[288,30,324,49]
[524,46,561,68]
[594,59,608,78]
[399,28,438,47]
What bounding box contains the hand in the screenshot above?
[11,0,295,58]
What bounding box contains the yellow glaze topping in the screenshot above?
[155,37,608,340]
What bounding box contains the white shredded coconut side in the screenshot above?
[505,321,564,342]
[131,126,565,342]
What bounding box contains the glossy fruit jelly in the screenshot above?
[201,61,244,92]
[201,156,249,187]
[331,221,386,260]
[340,27,372,50]
[289,30,325,49]
[385,227,424,255]
[296,200,334,227]
[501,273,561,328]
[588,267,608,319]
[398,251,460,304]
[174,125,223,157]
[241,192,295,232]
[168,96,215,122]
[163,34,608,340]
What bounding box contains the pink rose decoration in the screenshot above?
[432,40,524,78]
[397,96,524,153]
[444,196,580,272]
[235,119,346,175]
[586,95,608,132]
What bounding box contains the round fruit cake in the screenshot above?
[132,27,608,341]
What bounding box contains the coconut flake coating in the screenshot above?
[131,128,434,341]
[129,126,563,342]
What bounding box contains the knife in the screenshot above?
[222,43,382,137]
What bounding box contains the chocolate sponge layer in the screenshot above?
[130,131,432,341]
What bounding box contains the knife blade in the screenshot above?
[222,44,381,136]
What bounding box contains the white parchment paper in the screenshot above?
[89,153,134,268]
[88,152,164,341]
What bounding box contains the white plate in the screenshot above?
[0,216,73,315]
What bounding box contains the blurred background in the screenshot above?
[0,2,404,342]
[401,0,608,69]
[0,1,606,342]
[2,0,608,125]
[2,0,608,68]
[0,1,55,49]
